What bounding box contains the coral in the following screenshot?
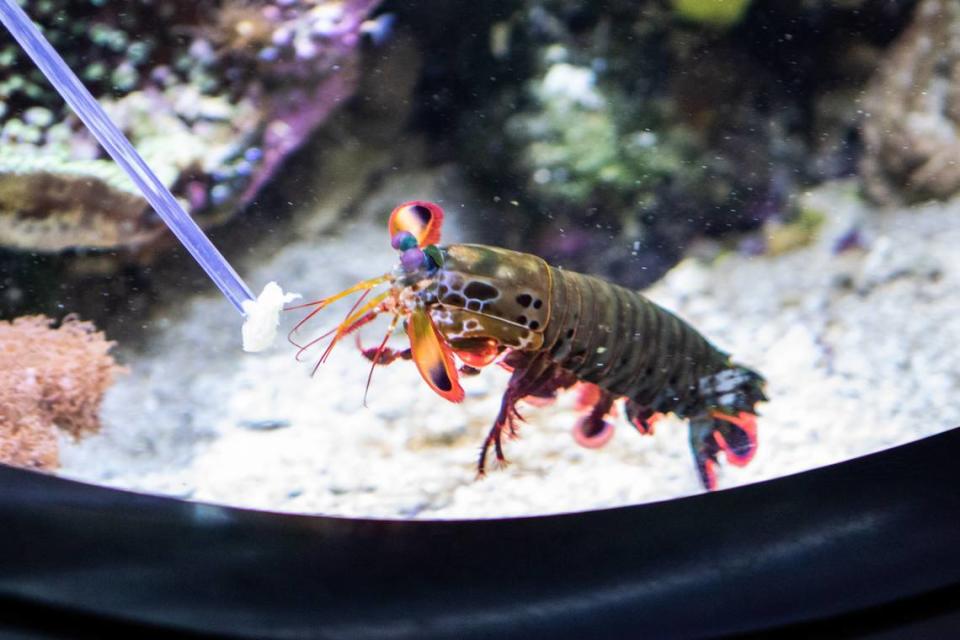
[0,0,380,253]
[671,0,753,28]
[0,315,122,470]
[510,62,699,207]
[410,0,917,288]
[860,0,960,203]
[457,2,808,287]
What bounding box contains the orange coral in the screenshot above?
[0,315,122,471]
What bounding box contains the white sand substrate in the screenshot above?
[58,182,960,518]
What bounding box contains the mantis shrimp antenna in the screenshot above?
[363,313,401,407]
[285,274,393,375]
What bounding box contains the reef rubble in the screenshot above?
[0,0,380,253]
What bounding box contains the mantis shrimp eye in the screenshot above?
[401,247,425,272]
[391,231,418,251]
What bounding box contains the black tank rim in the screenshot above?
[0,427,958,639]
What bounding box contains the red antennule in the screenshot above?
[389,201,445,247]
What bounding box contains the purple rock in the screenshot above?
[0,0,383,254]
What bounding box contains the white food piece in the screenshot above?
[241,281,301,352]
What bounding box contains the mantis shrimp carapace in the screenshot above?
[289,202,767,490]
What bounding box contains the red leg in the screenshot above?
[477,356,578,475]
[356,336,411,366]
[710,411,758,467]
[574,382,602,411]
[625,400,663,435]
[688,412,758,490]
[478,384,522,474]
[523,368,579,408]
[572,389,616,449]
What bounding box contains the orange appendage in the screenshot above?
[455,338,500,368]
[574,383,620,416]
[711,411,758,467]
[407,307,464,403]
[316,290,390,369]
[574,382,601,411]
[285,274,392,375]
[626,404,661,435]
[389,201,445,247]
[701,458,719,491]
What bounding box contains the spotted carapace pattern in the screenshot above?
[292,201,768,490]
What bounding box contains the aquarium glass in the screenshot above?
[0,0,953,519]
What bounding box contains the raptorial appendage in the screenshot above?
[292,200,767,490]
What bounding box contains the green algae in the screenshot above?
[671,0,753,28]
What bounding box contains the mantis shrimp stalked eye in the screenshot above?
[389,200,444,247]
[290,201,767,490]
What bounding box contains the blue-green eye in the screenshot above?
[391,231,418,251]
[423,244,443,270]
